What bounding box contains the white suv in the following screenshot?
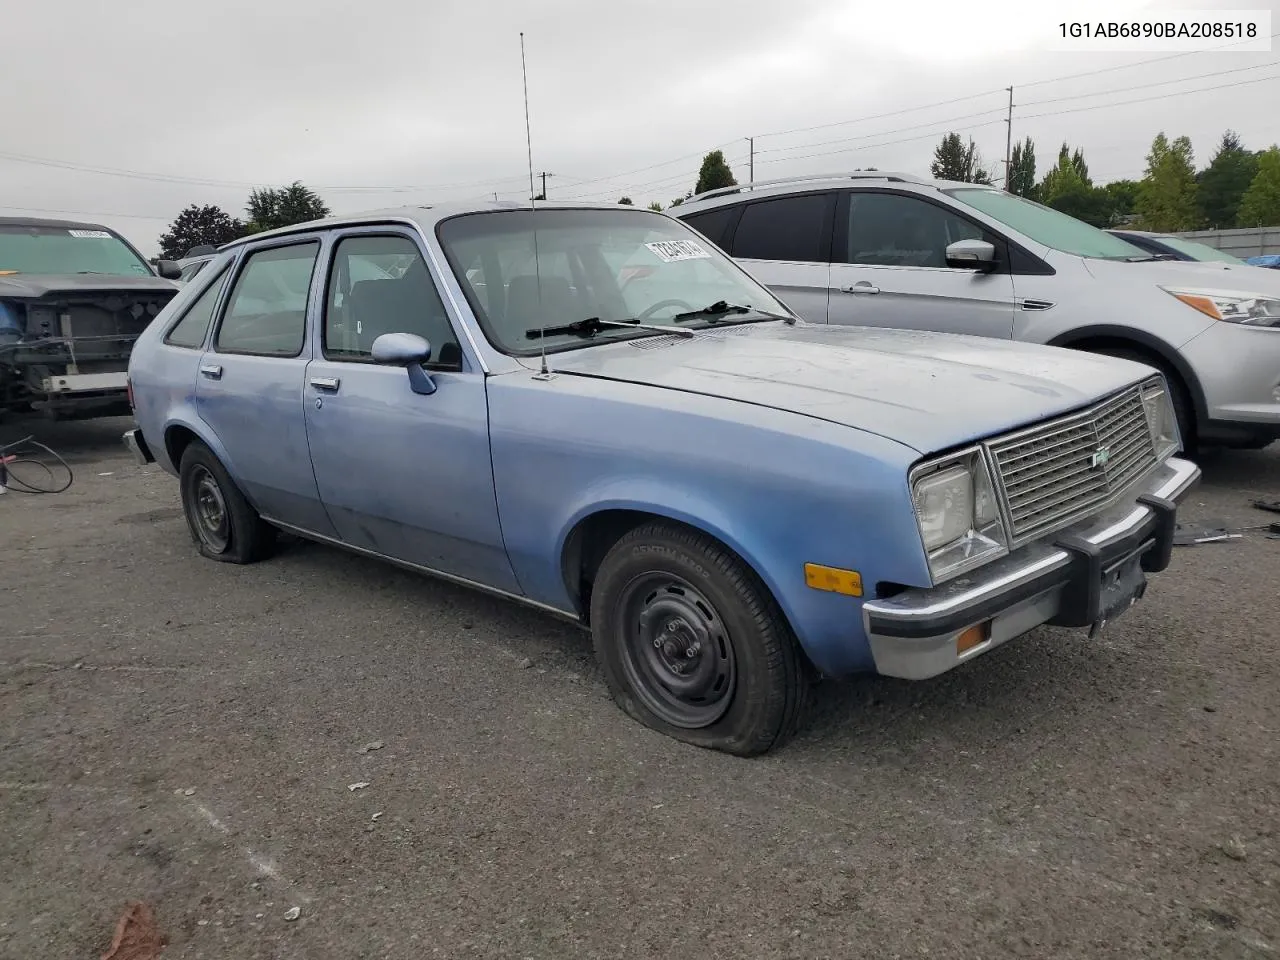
[673,172,1280,451]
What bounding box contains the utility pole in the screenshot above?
[1003,86,1014,191]
[537,171,555,199]
[748,137,754,184]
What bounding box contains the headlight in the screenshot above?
[1162,287,1280,328]
[910,449,1008,583]
[1140,376,1180,460]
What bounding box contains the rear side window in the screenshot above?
[215,242,319,356]
[164,266,229,348]
[730,193,832,263]
[681,206,740,250]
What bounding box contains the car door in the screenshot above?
[302,229,520,593]
[721,192,836,323]
[196,237,337,536]
[827,190,1016,338]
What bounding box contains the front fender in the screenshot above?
[554,484,802,638]
[488,373,931,677]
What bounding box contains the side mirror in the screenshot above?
[155,259,183,280]
[945,239,997,272]
[371,332,436,395]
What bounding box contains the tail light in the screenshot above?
[126,376,135,410]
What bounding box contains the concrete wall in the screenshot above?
[1171,226,1280,257]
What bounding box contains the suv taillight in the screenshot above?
[126,377,134,410]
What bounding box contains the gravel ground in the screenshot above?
[1,416,1277,960]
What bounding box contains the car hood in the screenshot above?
[1083,256,1280,293]
[0,273,178,299]
[542,322,1148,454]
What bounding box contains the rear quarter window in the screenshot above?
[680,206,741,251]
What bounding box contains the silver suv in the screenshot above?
[674,172,1280,451]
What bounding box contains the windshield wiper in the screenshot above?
[1124,254,1177,262]
[525,316,694,340]
[672,300,796,324]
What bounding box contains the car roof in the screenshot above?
[217,200,666,251]
[0,214,116,232]
[672,171,986,213]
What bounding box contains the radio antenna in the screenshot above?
[520,31,550,377]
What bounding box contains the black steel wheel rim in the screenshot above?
[617,573,737,729]
[188,465,230,553]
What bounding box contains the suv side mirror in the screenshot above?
[945,239,997,271]
[155,259,183,280]
[371,332,436,395]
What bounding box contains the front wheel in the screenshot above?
[178,441,275,564]
[589,522,811,756]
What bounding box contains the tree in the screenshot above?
[1198,131,1260,228]
[694,151,736,195]
[669,190,693,208]
[647,201,664,212]
[931,132,992,183]
[1136,133,1198,231]
[156,204,245,260]
[1102,179,1141,223]
[1045,183,1113,227]
[244,182,331,233]
[1039,142,1093,204]
[1007,137,1037,199]
[617,196,634,205]
[1237,146,1280,227]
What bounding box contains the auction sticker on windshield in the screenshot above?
[68,230,112,239]
[646,239,711,263]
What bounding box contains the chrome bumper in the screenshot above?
[123,428,155,466]
[861,456,1200,680]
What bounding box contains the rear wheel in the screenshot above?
[589,521,811,756]
[178,441,275,563]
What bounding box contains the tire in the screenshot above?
[589,521,812,757]
[1089,346,1197,455]
[178,441,275,564]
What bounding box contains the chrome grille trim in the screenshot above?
[988,381,1159,546]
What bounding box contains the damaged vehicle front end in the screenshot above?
[0,218,180,420]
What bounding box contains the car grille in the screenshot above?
[989,383,1157,544]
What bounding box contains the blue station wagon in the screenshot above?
[125,202,1200,755]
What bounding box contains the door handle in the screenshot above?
[199,363,222,379]
[840,283,880,295]
[309,376,341,392]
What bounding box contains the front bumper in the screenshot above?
[1180,322,1280,441]
[123,428,155,466]
[861,456,1200,680]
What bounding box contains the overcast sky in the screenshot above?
[4,0,1277,254]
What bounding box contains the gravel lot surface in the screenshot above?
[2,416,1277,960]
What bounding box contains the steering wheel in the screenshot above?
[635,299,696,323]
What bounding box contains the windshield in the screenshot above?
[0,224,153,276]
[436,208,791,355]
[1152,235,1246,264]
[944,188,1147,260]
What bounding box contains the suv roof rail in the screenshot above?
[687,171,933,204]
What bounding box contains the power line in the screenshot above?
[1019,59,1280,108]
[0,203,172,221]
[0,149,534,194]
[745,32,1277,146]
[1020,71,1280,121]
[754,107,1006,157]
[753,89,1006,141]
[1017,31,1278,89]
[755,119,1007,167]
